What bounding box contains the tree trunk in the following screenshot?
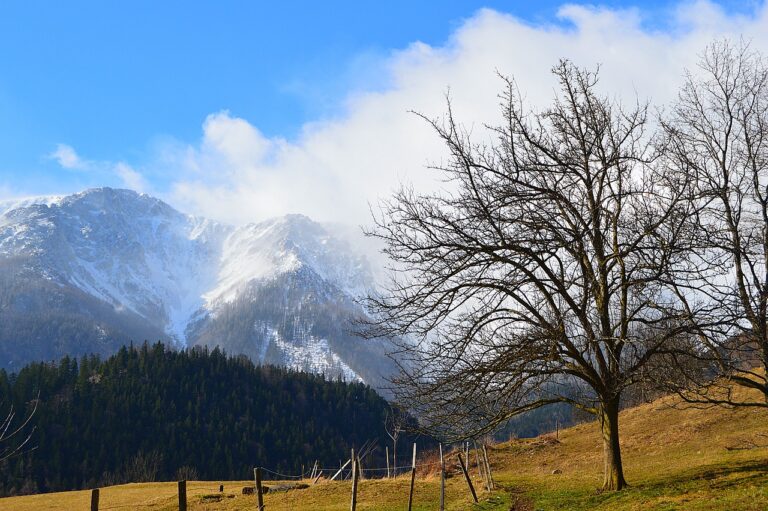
[600,397,627,491]
[393,440,397,477]
[762,352,768,404]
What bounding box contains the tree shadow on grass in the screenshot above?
[587,458,768,509]
[506,458,768,510]
[647,458,768,491]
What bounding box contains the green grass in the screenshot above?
[3,385,768,510]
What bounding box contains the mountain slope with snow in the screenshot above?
[0,188,393,386]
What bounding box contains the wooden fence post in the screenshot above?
[439,444,445,511]
[386,446,390,478]
[310,459,318,480]
[255,467,265,511]
[457,453,478,503]
[350,449,359,511]
[407,443,417,511]
[482,444,495,490]
[480,446,490,492]
[178,480,187,511]
[90,488,99,511]
[473,441,485,487]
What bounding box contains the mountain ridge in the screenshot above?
[0,187,391,385]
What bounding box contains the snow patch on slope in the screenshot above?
[203,219,302,305]
[203,214,374,307]
[258,323,361,382]
[0,195,65,216]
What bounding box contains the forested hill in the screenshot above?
[0,343,401,496]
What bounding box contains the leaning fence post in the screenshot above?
[311,459,319,480]
[90,488,99,511]
[254,467,265,511]
[457,453,478,503]
[178,480,187,511]
[331,459,351,481]
[439,444,445,511]
[407,443,417,511]
[350,449,359,511]
[483,444,495,490]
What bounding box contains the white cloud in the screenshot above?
[80,2,768,226]
[49,143,151,195]
[201,112,275,169]
[114,162,149,192]
[50,143,87,170]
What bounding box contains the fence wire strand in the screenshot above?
[92,447,484,509]
[259,456,459,480]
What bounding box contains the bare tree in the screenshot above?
[663,39,768,406]
[384,406,406,476]
[175,465,199,482]
[0,397,37,464]
[365,61,696,490]
[123,451,163,483]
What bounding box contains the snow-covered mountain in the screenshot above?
[0,188,393,386]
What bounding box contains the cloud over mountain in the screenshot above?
[44,3,768,227]
[161,2,768,225]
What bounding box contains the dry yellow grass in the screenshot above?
[3,383,768,510]
[492,384,768,510]
[0,476,487,511]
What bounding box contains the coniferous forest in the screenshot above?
[0,343,401,496]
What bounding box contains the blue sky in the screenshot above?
[0,1,764,221]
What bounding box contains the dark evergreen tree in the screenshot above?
[0,343,412,496]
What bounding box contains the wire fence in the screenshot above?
[261,459,446,480]
[258,447,474,483]
[87,444,492,510]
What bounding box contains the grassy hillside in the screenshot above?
[3,384,768,510]
[494,388,768,510]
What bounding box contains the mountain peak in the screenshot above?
[249,213,323,239]
[63,187,179,217]
[76,186,138,197]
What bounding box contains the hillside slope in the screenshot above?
[491,385,768,510]
[3,383,768,510]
